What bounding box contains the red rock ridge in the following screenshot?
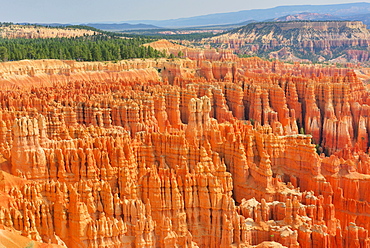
[0,57,368,247]
[205,21,370,63]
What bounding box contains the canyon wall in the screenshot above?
[0,57,370,247]
[205,21,370,63]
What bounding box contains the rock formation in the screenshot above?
[0,57,369,247]
[145,39,237,61]
[205,21,370,63]
[0,25,97,39]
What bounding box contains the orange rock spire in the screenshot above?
[0,57,369,247]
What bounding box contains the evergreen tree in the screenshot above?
[0,35,165,61]
[0,46,8,61]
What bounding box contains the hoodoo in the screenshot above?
[0,55,369,247]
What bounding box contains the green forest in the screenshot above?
[0,35,165,62]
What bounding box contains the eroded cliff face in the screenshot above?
[0,58,370,247]
[205,21,370,63]
[144,39,237,61]
[0,25,97,39]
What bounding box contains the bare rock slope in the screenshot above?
[207,21,370,63]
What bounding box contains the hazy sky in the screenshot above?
[1,0,369,23]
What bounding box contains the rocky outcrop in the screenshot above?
[0,57,369,247]
[206,21,370,63]
[0,25,97,39]
[145,39,237,61]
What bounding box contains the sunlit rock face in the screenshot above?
[207,21,370,63]
[0,57,370,247]
[0,25,97,39]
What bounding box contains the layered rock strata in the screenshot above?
[0,57,369,247]
[0,25,97,39]
[206,21,370,63]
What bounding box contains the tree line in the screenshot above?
[0,35,166,61]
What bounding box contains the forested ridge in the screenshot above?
[0,34,166,61]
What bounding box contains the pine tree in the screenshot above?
[0,46,8,61]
